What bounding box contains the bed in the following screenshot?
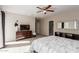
[30,36,79,53]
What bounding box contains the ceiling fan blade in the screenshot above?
[46,10,54,12]
[36,7,42,10]
[44,5,52,10]
[37,11,42,13]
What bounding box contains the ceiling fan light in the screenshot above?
[43,11,46,14]
[43,11,46,13]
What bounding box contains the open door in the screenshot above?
[35,18,40,35]
[49,21,54,35]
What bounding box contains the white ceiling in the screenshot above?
[1,5,79,18]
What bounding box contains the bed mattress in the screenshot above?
[31,36,79,53]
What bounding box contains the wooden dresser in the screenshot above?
[16,31,32,40]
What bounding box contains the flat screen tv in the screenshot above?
[20,25,30,31]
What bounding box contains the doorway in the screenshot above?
[35,18,40,35]
[49,21,54,35]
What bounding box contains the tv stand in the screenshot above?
[16,30,32,40]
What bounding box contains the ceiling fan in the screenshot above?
[36,5,54,14]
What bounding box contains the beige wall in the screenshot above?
[0,12,3,48]
[40,19,49,35]
[40,9,79,35]
[5,12,35,42]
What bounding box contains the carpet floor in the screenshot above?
[0,35,45,53]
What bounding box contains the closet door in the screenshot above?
[0,11,3,48]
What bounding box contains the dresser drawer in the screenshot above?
[16,31,32,40]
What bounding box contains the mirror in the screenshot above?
[57,21,79,29]
[64,21,77,29]
[57,22,62,29]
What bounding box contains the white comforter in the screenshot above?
[31,36,79,53]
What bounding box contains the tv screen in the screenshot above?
[20,25,30,30]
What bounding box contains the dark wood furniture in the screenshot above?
[16,31,32,40]
[55,32,79,40]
